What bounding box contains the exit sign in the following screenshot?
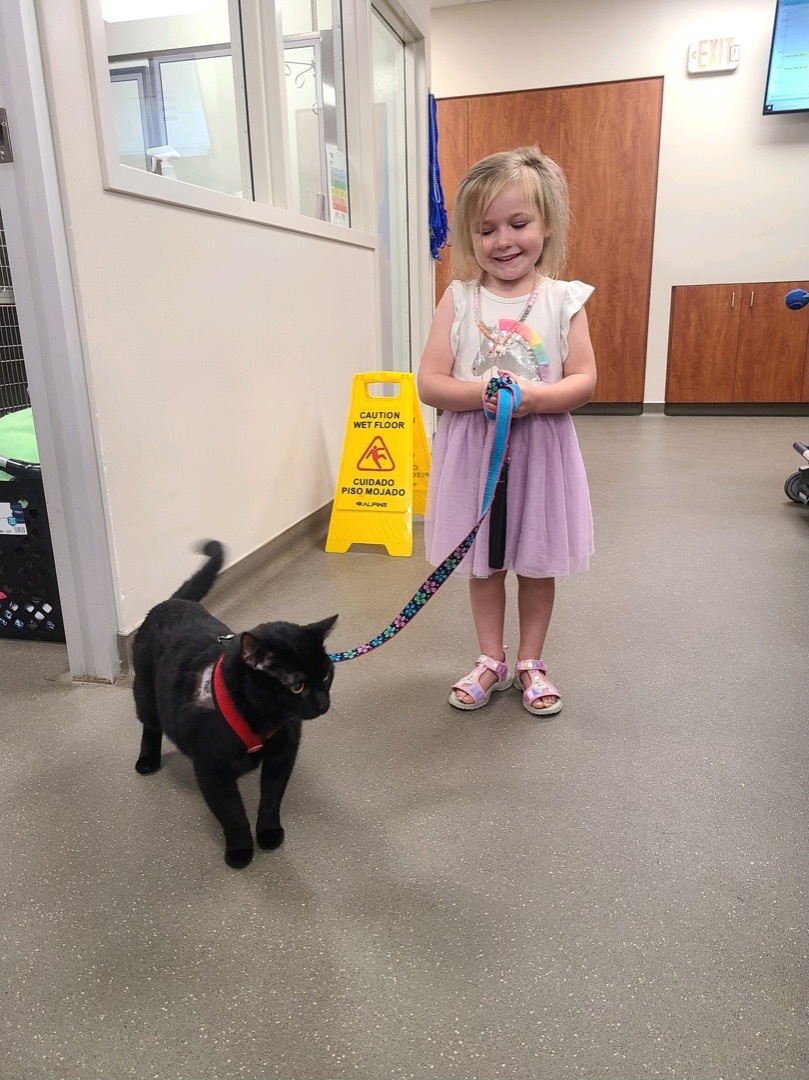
[688,38,741,74]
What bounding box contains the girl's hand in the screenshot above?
[495,371,545,417]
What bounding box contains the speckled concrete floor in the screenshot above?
[1,415,807,1080]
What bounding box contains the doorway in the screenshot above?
[0,0,119,681]
[0,209,28,415]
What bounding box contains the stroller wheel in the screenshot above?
[784,471,806,503]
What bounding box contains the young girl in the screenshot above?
[417,145,596,716]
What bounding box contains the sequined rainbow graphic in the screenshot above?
[499,319,549,379]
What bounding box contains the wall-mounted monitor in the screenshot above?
[763,0,809,113]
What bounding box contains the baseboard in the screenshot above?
[573,401,809,416]
[116,504,333,681]
[664,403,809,416]
[574,402,644,416]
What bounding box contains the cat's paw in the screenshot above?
[135,754,161,774]
[257,827,285,851]
[225,846,254,869]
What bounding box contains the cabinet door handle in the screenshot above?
[749,290,755,308]
[731,291,735,309]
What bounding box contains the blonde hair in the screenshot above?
[449,145,570,282]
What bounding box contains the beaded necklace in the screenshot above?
[474,268,542,362]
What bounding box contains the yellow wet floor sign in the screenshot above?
[326,371,431,557]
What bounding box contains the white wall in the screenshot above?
[431,0,809,402]
[37,1,384,634]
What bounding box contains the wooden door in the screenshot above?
[733,281,809,402]
[666,285,741,402]
[433,79,662,405]
[559,79,663,404]
[467,89,560,165]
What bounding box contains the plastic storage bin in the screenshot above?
[0,408,65,641]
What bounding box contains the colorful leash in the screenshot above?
[328,374,521,663]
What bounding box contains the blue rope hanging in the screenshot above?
[428,94,449,261]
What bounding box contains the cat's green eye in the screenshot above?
[290,682,305,694]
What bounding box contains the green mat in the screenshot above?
[0,408,40,481]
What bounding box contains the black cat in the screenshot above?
[133,540,337,869]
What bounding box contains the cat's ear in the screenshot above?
[308,614,338,640]
[241,631,274,670]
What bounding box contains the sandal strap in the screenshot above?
[474,653,509,679]
[451,653,509,697]
[515,658,548,674]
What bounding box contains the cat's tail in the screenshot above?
[171,540,225,602]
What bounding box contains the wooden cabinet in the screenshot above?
[435,78,663,408]
[666,285,742,402]
[666,281,809,405]
[734,282,809,402]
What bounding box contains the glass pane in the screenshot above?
[285,43,323,218]
[372,11,410,371]
[110,77,148,170]
[282,0,335,36]
[284,15,349,224]
[103,0,252,199]
[283,0,313,36]
[159,56,245,195]
[316,0,335,31]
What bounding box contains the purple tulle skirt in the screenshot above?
[424,409,593,579]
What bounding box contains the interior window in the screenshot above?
[101,0,349,224]
[103,0,252,199]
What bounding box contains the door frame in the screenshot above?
[0,0,120,682]
[369,0,433,432]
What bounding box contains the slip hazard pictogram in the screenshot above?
[357,436,394,471]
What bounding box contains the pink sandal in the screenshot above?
[449,654,510,711]
[513,659,563,716]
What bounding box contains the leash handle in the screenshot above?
[328,375,519,663]
[481,377,519,509]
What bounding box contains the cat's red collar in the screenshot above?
[212,655,267,753]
